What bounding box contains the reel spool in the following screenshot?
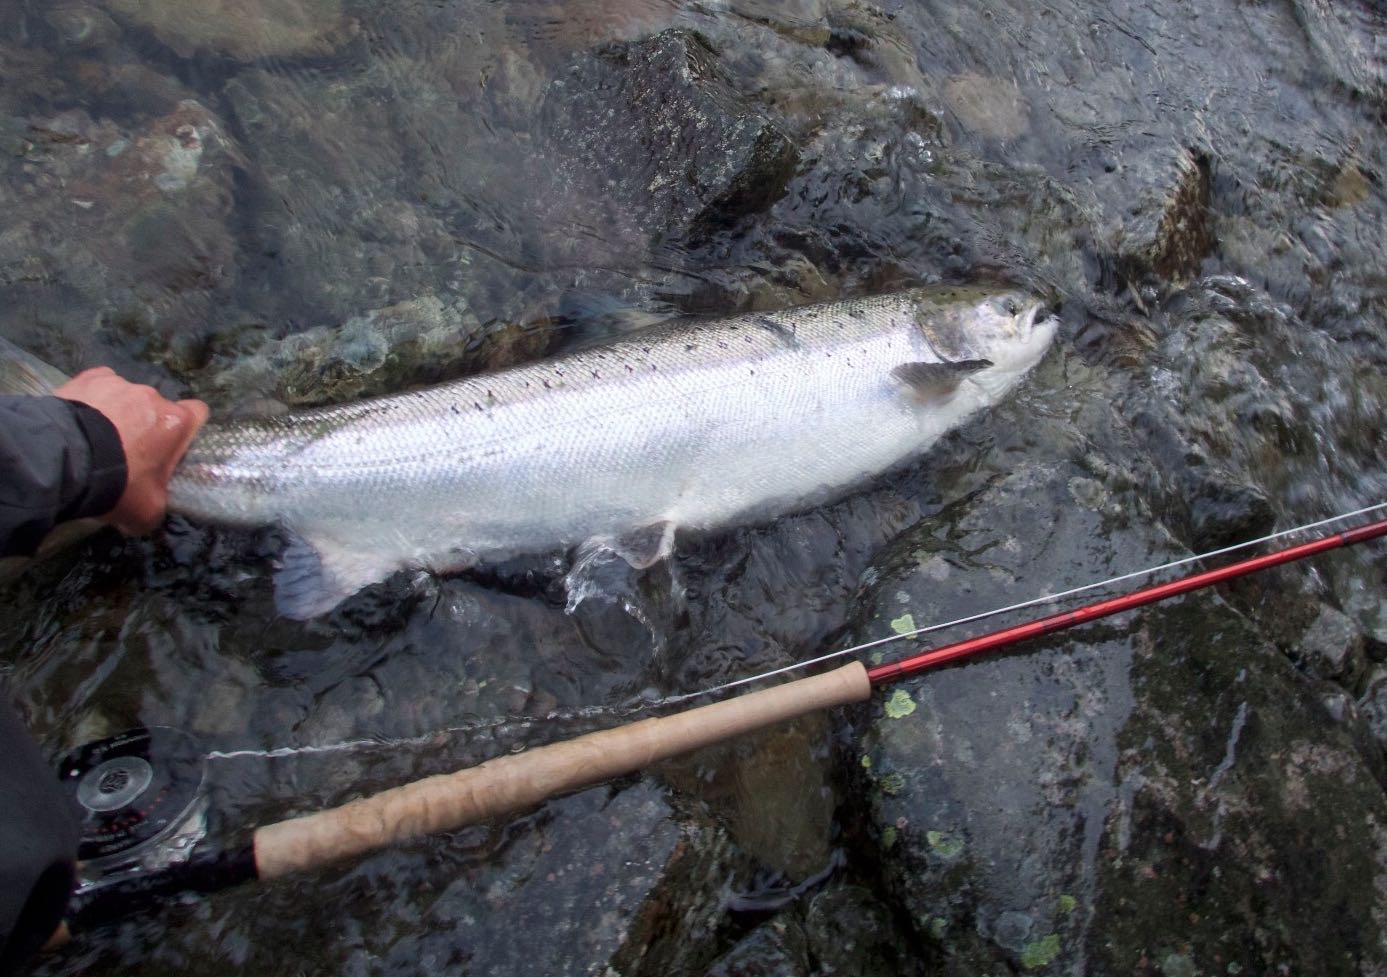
[57,726,209,884]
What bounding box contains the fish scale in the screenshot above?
[168,286,1057,618]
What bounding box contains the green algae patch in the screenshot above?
[1058,894,1077,914]
[1021,934,1060,969]
[889,613,916,635]
[925,830,964,858]
[878,772,906,795]
[860,753,873,769]
[884,689,917,719]
[881,825,898,849]
[928,917,948,940]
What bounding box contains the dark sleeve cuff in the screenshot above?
[59,402,127,522]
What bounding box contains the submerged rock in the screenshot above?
[1112,148,1214,284]
[0,97,238,373]
[1292,0,1387,99]
[704,916,811,977]
[197,293,536,408]
[850,458,1387,975]
[535,29,799,262]
[103,0,350,61]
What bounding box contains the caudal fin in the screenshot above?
[0,337,69,395]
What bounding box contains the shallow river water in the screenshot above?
[3,0,1387,975]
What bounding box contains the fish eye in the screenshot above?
[1002,298,1020,316]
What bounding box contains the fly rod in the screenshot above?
[55,509,1387,939]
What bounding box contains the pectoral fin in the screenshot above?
[891,359,992,401]
[274,531,397,619]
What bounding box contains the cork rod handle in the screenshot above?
[252,661,872,879]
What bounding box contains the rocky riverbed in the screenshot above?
[3,0,1387,975]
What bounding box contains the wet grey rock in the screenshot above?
[222,67,464,327]
[198,293,500,408]
[104,0,351,61]
[1297,604,1369,690]
[1087,609,1387,977]
[1120,280,1387,556]
[850,459,1153,975]
[1292,0,1387,99]
[801,884,918,977]
[1111,148,1214,285]
[43,3,125,52]
[704,916,810,977]
[850,457,1387,975]
[391,783,738,977]
[1359,668,1387,754]
[661,716,837,882]
[537,30,799,260]
[0,97,238,373]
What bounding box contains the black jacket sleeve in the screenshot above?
[0,696,80,975]
[0,396,127,558]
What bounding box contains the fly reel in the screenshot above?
[57,726,209,891]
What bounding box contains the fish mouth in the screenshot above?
[1012,295,1052,339]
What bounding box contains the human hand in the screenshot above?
[54,367,209,534]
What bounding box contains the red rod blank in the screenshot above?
[865,515,1387,686]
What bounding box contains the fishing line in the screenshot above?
[201,701,657,762]
[210,501,1386,758]
[668,500,1387,702]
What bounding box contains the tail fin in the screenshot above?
[0,336,69,396]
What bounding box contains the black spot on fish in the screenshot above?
[685,343,696,351]
[753,315,799,347]
[591,370,601,379]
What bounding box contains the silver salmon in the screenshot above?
[168,286,1057,618]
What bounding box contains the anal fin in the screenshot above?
[274,531,398,620]
[609,522,675,570]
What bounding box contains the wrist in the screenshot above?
[58,401,128,521]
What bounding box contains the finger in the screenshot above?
[177,398,211,434]
[165,399,210,462]
[145,401,208,486]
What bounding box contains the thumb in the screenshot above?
[162,399,210,472]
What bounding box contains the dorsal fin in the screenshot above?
[890,359,992,400]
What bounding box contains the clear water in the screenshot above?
[3,0,1387,973]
